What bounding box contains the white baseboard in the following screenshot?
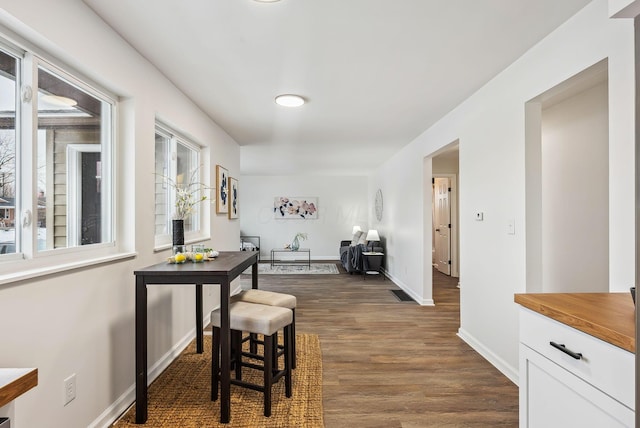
[385,271,435,306]
[89,314,211,428]
[457,327,519,386]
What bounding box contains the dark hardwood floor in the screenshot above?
[241,263,519,427]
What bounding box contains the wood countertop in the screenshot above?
[514,293,635,353]
[0,368,37,408]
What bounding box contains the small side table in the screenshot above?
[362,252,384,280]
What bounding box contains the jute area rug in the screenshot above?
[114,334,324,427]
[244,263,339,275]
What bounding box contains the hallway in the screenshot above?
[244,266,518,427]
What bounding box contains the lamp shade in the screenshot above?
[352,226,362,234]
[366,229,380,241]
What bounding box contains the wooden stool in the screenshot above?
[232,289,298,368]
[211,301,293,417]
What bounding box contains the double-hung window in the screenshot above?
[154,123,205,248]
[0,36,116,272]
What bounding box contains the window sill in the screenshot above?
[0,251,137,286]
[154,236,211,253]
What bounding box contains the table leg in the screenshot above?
[135,276,148,424]
[196,283,203,353]
[220,279,231,423]
[252,261,258,289]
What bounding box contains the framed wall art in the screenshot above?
[228,177,238,219]
[274,196,318,219]
[216,165,228,214]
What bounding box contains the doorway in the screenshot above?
[433,177,451,275]
[432,148,459,279]
[525,60,609,293]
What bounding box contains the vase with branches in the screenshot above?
[156,167,212,245]
[291,232,308,251]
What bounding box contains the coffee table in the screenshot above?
[270,248,311,268]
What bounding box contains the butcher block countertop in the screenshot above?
[514,293,635,353]
[0,368,37,408]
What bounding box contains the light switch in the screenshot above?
[507,219,515,235]
[475,212,484,221]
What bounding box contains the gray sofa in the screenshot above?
[339,231,383,273]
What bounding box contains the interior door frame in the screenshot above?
[433,173,458,277]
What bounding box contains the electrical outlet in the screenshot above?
[64,374,76,405]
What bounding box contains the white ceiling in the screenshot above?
[83,0,592,175]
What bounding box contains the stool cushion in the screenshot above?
[232,289,297,309]
[211,302,292,336]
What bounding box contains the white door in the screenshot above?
[434,177,451,275]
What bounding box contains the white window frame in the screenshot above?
[0,32,129,285]
[33,59,115,255]
[154,122,208,249]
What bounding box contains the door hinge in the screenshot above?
[448,260,451,265]
[448,224,451,228]
[432,177,435,184]
[448,187,451,192]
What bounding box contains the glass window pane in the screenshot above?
[154,125,202,244]
[154,131,169,236]
[36,66,111,250]
[0,50,17,255]
[176,141,198,233]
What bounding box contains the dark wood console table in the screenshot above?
[134,251,258,424]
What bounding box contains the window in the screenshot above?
[36,64,113,251]
[0,48,17,256]
[0,37,116,267]
[154,123,204,248]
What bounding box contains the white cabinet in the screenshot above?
[519,308,634,427]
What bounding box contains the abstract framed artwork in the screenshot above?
[274,197,318,219]
[228,177,238,219]
[216,165,228,214]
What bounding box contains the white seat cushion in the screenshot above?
[211,301,292,336]
[232,289,297,309]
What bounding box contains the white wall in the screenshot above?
[372,0,635,382]
[0,1,635,426]
[541,81,609,292]
[0,2,241,427]
[239,175,369,259]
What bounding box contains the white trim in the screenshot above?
[386,272,435,306]
[88,316,212,428]
[457,327,519,385]
[0,251,136,286]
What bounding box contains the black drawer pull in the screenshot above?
[550,341,583,360]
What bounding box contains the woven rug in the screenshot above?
[114,334,324,427]
[244,263,339,275]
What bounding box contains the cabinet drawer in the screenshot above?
[520,307,634,410]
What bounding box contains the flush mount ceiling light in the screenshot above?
[254,0,281,2]
[41,94,78,107]
[275,94,305,107]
